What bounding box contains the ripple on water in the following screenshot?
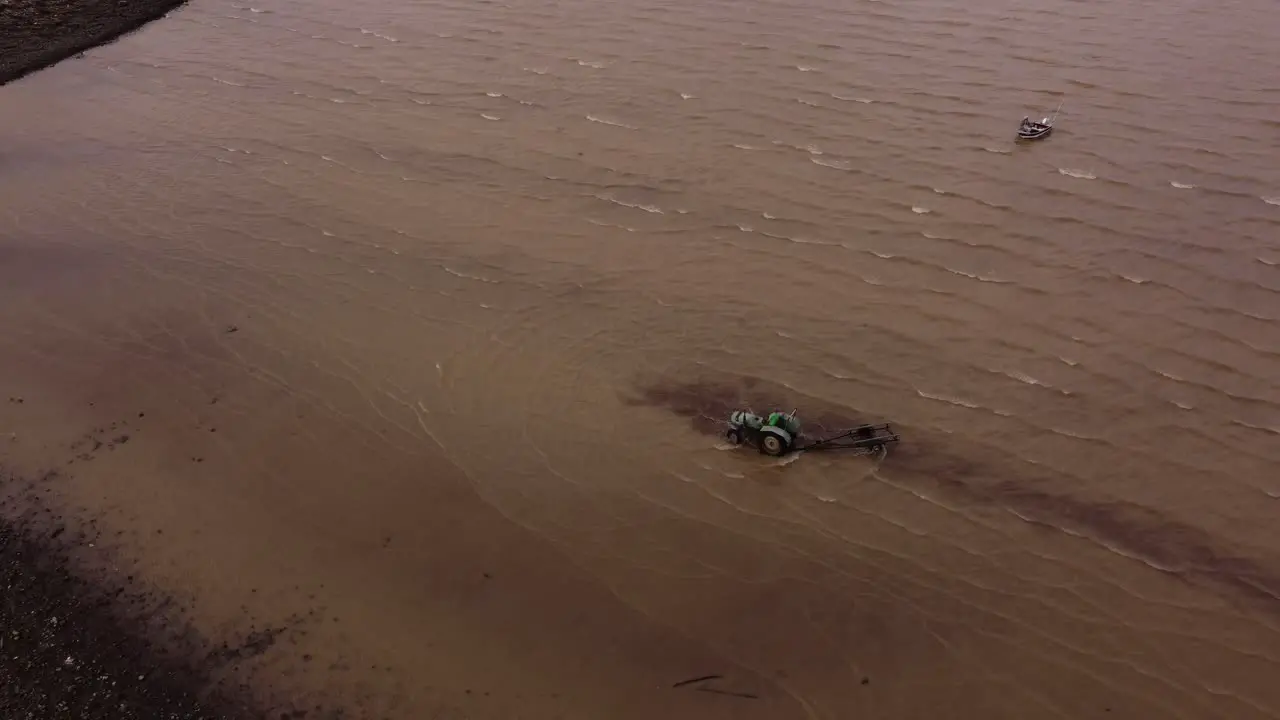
[1058,168,1096,180]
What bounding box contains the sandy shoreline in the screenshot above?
[1,4,256,716]
[0,0,186,86]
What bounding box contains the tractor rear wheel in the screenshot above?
[758,431,789,457]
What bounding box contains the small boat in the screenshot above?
[1017,98,1063,141]
[1017,116,1053,140]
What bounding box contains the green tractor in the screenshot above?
[724,408,900,458]
[725,409,802,457]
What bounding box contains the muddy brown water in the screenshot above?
[1,0,1278,717]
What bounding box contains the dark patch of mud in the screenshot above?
[627,373,1280,620]
[1,0,187,86]
[0,470,324,720]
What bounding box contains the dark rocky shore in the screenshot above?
[0,0,187,85]
[0,492,260,719]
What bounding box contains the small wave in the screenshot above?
[1119,275,1149,284]
[917,389,979,409]
[796,65,817,72]
[933,188,946,195]
[1263,196,1280,206]
[442,266,500,284]
[871,251,895,259]
[831,94,872,103]
[360,28,397,42]
[411,98,429,105]
[946,267,1007,284]
[586,115,636,130]
[480,113,500,121]
[576,59,607,69]
[762,212,776,219]
[1258,257,1277,266]
[1155,369,1183,381]
[679,92,695,100]
[1058,168,1096,180]
[736,224,753,233]
[911,206,930,214]
[211,76,244,87]
[983,146,1011,154]
[774,453,804,468]
[486,92,503,98]
[1170,181,1195,189]
[786,236,836,246]
[587,219,637,232]
[731,143,757,150]
[595,194,663,214]
[797,98,821,107]
[1058,356,1078,366]
[1001,370,1068,394]
[811,157,851,171]
[1006,370,1041,386]
[523,67,548,75]
[1231,419,1280,436]
[1173,400,1194,410]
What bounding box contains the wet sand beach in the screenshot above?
[2,0,1279,717]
